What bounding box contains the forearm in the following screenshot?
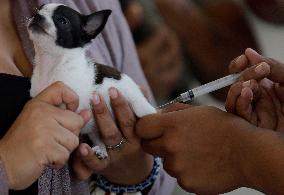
[237,128,284,194]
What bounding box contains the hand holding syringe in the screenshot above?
[158,73,241,108]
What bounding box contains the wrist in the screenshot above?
[104,152,154,185]
[94,157,160,193]
[234,126,284,194]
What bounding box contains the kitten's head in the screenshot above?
[28,3,111,50]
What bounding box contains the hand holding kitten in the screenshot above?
[0,82,89,190]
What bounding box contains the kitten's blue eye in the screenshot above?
[57,17,69,25]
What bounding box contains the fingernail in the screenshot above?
[80,147,88,156]
[236,55,246,65]
[93,93,100,105]
[255,62,270,75]
[242,80,251,87]
[247,48,260,56]
[109,88,118,99]
[241,87,253,101]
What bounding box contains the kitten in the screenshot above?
[27,3,156,158]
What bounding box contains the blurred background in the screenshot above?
[118,0,284,194]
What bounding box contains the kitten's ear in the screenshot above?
[83,10,111,39]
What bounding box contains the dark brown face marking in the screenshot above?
[95,64,122,84]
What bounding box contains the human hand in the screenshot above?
[136,105,256,194]
[0,82,90,190]
[226,48,284,131]
[72,87,153,185]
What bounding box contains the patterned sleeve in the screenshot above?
[148,165,177,195]
[0,161,9,195]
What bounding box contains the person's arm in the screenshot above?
[136,104,284,194]
[155,0,259,100]
[238,128,284,194]
[0,82,88,190]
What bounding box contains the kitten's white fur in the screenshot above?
[28,4,156,157]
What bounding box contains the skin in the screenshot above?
[0,0,32,77]
[0,0,153,189]
[136,49,284,194]
[72,88,153,185]
[0,82,90,190]
[226,48,284,132]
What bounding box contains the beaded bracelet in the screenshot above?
[94,157,161,193]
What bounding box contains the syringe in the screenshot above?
[158,73,241,108]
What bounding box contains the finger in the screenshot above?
[275,83,284,103]
[109,88,136,140]
[225,82,243,113]
[263,58,284,84]
[78,144,109,173]
[53,126,79,152]
[36,82,79,112]
[245,49,284,83]
[229,54,249,73]
[255,89,277,129]
[136,113,170,139]
[53,108,86,136]
[72,146,93,181]
[263,82,283,123]
[79,109,92,125]
[141,138,167,157]
[47,142,70,169]
[235,87,254,122]
[160,103,192,113]
[245,48,263,65]
[239,62,270,82]
[92,93,123,146]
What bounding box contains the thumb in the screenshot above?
[136,113,170,139]
[245,48,263,65]
[35,82,79,112]
[79,110,91,125]
[245,48,284,84]
[72,144,93,181]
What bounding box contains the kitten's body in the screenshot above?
[28,3,156,157]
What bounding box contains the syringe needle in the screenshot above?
[157,99,179,109]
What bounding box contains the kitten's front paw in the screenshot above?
[92,146,108,160]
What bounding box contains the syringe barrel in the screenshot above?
[191,73,241,98]
[180,90,194,102]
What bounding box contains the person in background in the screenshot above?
[154,0,260,100]
[136,48,284,194]
[119,0,185,103]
